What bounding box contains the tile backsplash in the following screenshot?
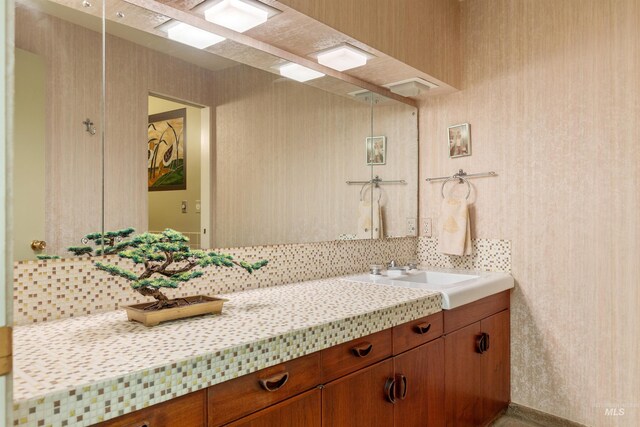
[14,237,417,325]
[14,236,511,325]
[417,237,511,272]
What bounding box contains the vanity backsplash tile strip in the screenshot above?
[417,237,511,272]
[13,237,417,325]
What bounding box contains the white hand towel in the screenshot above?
[438,197,472,256]
[356,200,383,239]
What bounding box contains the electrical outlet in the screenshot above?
[421,217,432,237]
[181,200,187,213]
[406,218,417,236]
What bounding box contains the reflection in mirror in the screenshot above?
[13,0,418,259]
[13,0,105,261]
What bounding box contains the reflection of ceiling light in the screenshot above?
[204,0,269,33]
[383,78,438,97]
[316,44,371,71]
[279,63,325,82]
[167,22,225,49]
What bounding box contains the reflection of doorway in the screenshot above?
[147,94,210,249]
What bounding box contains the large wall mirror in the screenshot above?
[12,0,418,261]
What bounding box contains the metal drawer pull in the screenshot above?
[414,322,432,335]
[258,372,289,392]
[351,342,373,357]
[384,377,396,403]
[398,374,408,400]
[476,333,490,354]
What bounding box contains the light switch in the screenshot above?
[181,200,187,213]
[195,200,201,213]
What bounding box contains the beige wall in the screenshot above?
[212,65,418,247]
[419,0,640,424]
[13,49,46,261]
[148,96,202,235]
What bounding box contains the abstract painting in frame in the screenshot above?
[148,108,187,191]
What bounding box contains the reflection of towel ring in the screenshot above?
[360,182,382,202]
[441,177,471,199]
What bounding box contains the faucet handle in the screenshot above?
[388,260,398,268]
[407,260,418,270]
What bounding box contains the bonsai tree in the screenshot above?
[93,229,268,310]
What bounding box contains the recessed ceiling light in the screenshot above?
[167,22,225,49]
[204,0,269,33]
[316,44,371,71]
[279,63,325,82]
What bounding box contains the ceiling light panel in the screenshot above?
[279,63,325,82]
[316,45,370,71]
[167,22,225,49]
[204,0,269,33]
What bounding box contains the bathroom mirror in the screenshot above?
[12,0,418,260]
[12,0,105,261]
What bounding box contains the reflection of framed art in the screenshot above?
[148,108,187,191]
[448,123,471,158]
[366,136,386,165]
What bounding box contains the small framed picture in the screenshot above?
[366,136,386,165]
[448,123,471,158]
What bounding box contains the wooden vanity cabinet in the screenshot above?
[93,295,510,427]
[444,291,511,427]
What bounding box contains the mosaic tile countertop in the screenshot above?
[12,278,441,427]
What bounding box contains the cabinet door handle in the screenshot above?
[124,422,149,427]
[258,371,289,392]
[413,322,432,335]
[397,374,408,400]
[384,377,397,403]
[351,342,373,357]
[476,334,486,354]
[484,333,490,351]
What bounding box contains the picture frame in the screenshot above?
[448,123,471,158]
[366,136,387,165]
[148,108,187,191]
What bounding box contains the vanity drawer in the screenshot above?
[393,311,443,355]
[321,329,392,383]
[94,390,206,427]
[207,352,321,426]
[443,290,510,334]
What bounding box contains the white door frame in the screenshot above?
[1,1,14,426]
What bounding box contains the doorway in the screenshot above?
[147,94,211,249]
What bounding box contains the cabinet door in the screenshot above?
[480,309,510,423]
[322,359,394,427]
[444,322,483,427]
[225,389,321,427]
[394,338,445,426]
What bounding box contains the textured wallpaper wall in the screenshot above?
[419,0,640,425]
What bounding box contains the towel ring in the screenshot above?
[360,182,382,202]
[441,177,471,200]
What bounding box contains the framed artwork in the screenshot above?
[148,108,187,191]
[448,123,471,158]
[366,136,387,165]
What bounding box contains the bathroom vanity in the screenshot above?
[12,276,510,427]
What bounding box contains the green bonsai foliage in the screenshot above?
[68,227,136,257]
[94,228,268,310]
[35,228,136,260]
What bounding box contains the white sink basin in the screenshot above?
[342,268,514,309]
